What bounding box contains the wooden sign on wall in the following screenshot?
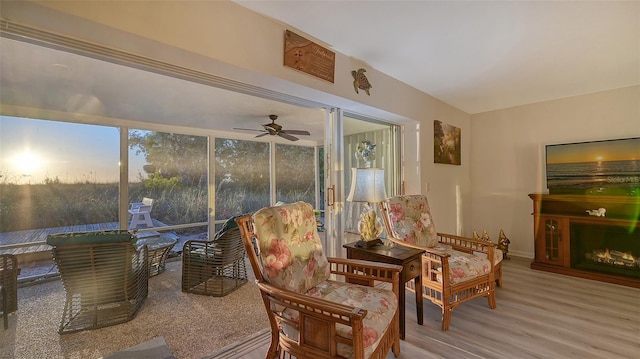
[284,30,335,83]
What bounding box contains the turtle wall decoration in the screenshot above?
[351,68,372,96]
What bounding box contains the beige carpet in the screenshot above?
[0,260,269,359]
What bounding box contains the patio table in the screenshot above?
[137,237,177,276]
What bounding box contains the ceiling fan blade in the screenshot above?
[255,133,270,138]
[278,132,299,141]
[281,130,310,136]
[233,127,267,133]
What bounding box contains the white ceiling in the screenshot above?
[236,0,639,114]
[0,37,386,143]
[0,37,332,142]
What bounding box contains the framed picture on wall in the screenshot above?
[434,120,461,165]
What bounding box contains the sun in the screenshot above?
[12,150,46,175]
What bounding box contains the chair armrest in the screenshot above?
[182,239,221,258]
[129,202,144,210]
[437,232,495,251]
[327,257,402,296]
[259,281,367,322]
[387,237,450,257]
[437,232,496,266]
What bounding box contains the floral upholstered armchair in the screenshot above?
[236,201,402,359]
[380,195,500,331]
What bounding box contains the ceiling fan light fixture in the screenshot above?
[233,114,310,141]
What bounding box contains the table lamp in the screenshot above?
[346,168,387,247]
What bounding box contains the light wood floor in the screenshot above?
[210,257,640,359]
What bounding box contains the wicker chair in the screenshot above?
[1,284,7,330]
[182,216,248,296]
[0,254,19,316]
[237,202,402,359]
[46,230,149,334]
[380,194,498,331]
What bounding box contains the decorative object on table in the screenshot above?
[347,167,387,248]
[352,68,372,95]
[355,140,376,167]
[434,120,461,165]
[498,229,511,260]
[46,230,148,333]
[472,230,480,240]
[586,207,607,217]
[482,229,491,241]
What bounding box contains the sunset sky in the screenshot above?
[546,138,640,164]
[0,116,147,184]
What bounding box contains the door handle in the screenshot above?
[327,185,335,210]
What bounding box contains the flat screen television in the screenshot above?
[545,137,640,195]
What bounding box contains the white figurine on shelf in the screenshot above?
[586,208,606,217]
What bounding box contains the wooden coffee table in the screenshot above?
[343,241,424,339]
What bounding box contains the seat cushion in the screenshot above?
[386,195,438,247]
[47,230,136,246]
[474,247,504,265]
[253,202,330,293]
[282,279,398,359]
[434,245,492,285]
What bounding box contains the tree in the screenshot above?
[129,130,207,186]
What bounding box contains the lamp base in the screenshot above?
[355,238,383,248]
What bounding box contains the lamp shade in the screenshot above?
[346,168,387,203]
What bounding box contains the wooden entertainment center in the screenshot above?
[529,193,640,288]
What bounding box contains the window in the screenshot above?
[214,138,270,223]
[0,116,119,232]
[128,130,208,231]
[275,144,316,205]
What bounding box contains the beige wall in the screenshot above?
[470,85,640,257]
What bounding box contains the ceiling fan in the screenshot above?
[233,115,311,141]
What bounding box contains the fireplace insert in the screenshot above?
[570,222,640,279]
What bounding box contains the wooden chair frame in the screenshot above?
[380,202,497,331]
[236,214,402,359]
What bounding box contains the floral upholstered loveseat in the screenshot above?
[236,201,402,359]
[380,194,500,331]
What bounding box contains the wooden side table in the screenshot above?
[343,241,424,339]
